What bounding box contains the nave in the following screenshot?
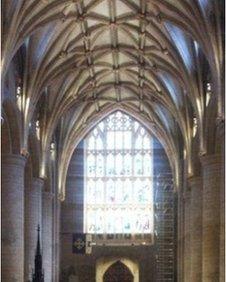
[1,0,225,281]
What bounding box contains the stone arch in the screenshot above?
[59,104,178,200]
[96,257,139,282]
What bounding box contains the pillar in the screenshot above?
[42,191,54,282]
[183,187,191,282]
[52,196,61,282]
[217,118,225,282]
[220,151,225,282]
[24,177,44,281]
[189,176,202,282]
[201,154,221,281]
[1,154,26,281]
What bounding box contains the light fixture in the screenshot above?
[50,142,56,160]
[50,142,55,152]
[192,117,197,137]
[206,82,212,106]
[36,120,40,140]
[16,85,22,99]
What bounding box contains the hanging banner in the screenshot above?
[72,233,92,254]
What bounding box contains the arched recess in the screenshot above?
[96,257,139,282]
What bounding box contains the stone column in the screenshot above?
[24,177,44,281]
[189,176,202,282]
[217,119,225,282]
[183,187,191,282]
[220,152,225,282]
[1,154,26,281]
[42,191,54,282]
[52,198,61,282]
[201,154,221,281]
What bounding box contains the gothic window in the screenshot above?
[84,111,153,234]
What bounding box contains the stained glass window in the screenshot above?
[84,111,153,234]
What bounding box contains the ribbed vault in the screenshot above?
[2,0,224,199]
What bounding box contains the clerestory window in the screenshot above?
[84,111,153,235]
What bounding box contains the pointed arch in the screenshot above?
[58,104,178,200]
[96,257,139,282]
[103,261,133,282]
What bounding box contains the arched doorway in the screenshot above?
[96,257,139,282]
[103,261,133,282]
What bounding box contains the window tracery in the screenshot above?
[84,111,153,235]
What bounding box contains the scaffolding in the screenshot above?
[154,173,176,281]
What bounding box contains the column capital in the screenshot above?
[20,148,30,158]
[58,192,65,202]
[32,177,45,187]
[30,177,44,194]
[1,153,27,167]
[200,154,221,167]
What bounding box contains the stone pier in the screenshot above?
[201,154,221,281]
[1,154,26,281]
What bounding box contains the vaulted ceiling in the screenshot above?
[2,0,224,199]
